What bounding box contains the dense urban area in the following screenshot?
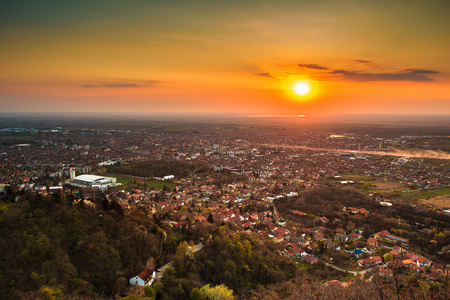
[1,118,449,299]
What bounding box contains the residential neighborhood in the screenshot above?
[1,121,449,299]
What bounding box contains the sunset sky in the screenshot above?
[1,0,449,116]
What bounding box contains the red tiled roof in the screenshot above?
[379,269,393,276]
[367,237,377,244]
[137,269,154,284]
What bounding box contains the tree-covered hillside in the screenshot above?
[0,193,163,299]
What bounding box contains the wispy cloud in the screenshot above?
[405,69,439,75]
[349,59,374,67]
[81,80,161,88]
[254,72,278,79]
[294,62,439,82]
[331,69,439,82]
[297,63,329,70]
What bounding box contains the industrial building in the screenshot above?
[70,174,118,189]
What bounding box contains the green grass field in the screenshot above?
[412,187,450,199]
[105,173,178,190]
[146,180,177,190]
[10,134,42,141]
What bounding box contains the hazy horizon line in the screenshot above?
[1,112,449,116]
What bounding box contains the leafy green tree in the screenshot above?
[176,241,190,257]
[109,199,124,216]
[121,294,149,300]
[152,282,164,299]
[38,285,62,300]
[74,231,122,294]
[224,260,237,277]
[383,253,393,262]
[242,240,252,258]
[102,198,109,211]
[144,285,156,299]
[41,249,77,289]
[190,287,204,300]
[200,284,234,300]
[312,244,320,254]
[207,213,214,223]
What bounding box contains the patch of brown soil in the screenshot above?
[420,195,450,209]
[374,182,403,190]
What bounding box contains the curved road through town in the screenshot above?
[320,259,373,275]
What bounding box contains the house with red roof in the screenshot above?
[292,247,306,257]
[129,269,156,286]
[196,215,207,222]
[358,256,382,267]
[390,250,401,259]
[301,254,319,264]
[347,207,369,215]
[367,237,378,247]
[402,259,415,268]
[292,210,306,216]
[242,222,252,229]
[348,232,362,240]
[335,228,345,234]
[411,255,430,267]
[314,232,325,241]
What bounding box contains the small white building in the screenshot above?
[129,269,156,286]
[98,159,121,167]
[48,186,63,194]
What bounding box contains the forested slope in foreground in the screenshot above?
[0,192,161,299]
[1,191,448,300]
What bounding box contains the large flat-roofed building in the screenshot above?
[71,174,117,189]
[375,230,409,245]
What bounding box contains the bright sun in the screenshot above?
[293,82,310,96]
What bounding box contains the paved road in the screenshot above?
[320,258,389,275]
[154,243,204,281]
[321,259,372,275]
[193,243,204,253]
[154,262,173,281]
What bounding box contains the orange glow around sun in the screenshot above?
[283,79,319,101]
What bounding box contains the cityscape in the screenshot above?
[0,115,449,299]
